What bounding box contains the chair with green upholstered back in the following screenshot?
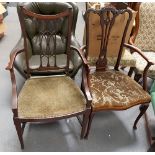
[11,2,82,78]
[6,2,91,149]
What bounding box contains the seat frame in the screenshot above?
[82,7,151,139]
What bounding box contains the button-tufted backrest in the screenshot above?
[18,2,73,76]
[18,2,72,56]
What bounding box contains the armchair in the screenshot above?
[6,3,91,149]
[82,7,151,138]
[12,2,82,78]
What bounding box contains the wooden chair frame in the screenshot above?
[6,5,92,149]
[82,7,151,139]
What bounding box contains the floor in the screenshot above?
[0,3,155,152]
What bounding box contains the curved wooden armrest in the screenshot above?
[6,48,24,70]
[80,45,86,51]
[124,43,154,91]
[70,45,88,66]
[124,43,154,65]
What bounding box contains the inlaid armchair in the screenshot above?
[6,3,91,149]
[82,7,151,138]
[11,2,82,78]
[129,2,155,80]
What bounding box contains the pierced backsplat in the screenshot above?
[19,6,72,77]
[85,7,132,71]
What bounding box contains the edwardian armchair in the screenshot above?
[6,3,91,149]
[129,3,155,80]
[11,2,81,78]
[82,7,151,138]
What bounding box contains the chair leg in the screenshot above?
[84,111,95,139]
[13,118,24,149]
[81,109,90,139]
[134,73,142,82]
[133,104,149,130]
[128,67,135,77]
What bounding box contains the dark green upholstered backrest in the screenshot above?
[17,2,77,55]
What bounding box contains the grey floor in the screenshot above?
[0,3,154,152]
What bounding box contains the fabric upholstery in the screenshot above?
[132,51,155,78]
[134,3,155,51]
[13,2,82,77]
[18,76,86,119]
[24,54,73,71]
[89,70,151,111]
[87,47,136,67]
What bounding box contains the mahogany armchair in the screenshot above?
[82,7,151,139]
[6,3,91,149]
[129,2,155,81]
[10,2,82,78]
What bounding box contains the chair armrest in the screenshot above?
[6,48,24,116]
[6,48,24,70]
[8,68,18,115]
[124,43,154,65]
[124,43,154,91]
[70,45,88,66]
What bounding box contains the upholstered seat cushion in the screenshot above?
[18,76,86,119]
[90,70,151,111]
[132,51,155,78]
[88,47,136,67]
[23,54,74,73]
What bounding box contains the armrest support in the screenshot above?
[82,67,92,107]
[70,45,92,105]
[9,68,18,115]
[6,48,24,116]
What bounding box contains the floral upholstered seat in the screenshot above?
[90,70,151,111]
[82,6,151,140]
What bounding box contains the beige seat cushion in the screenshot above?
[133,51,155,78]
[90,70,150,111]
[18,76,86,119]
[88,47,136,67]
